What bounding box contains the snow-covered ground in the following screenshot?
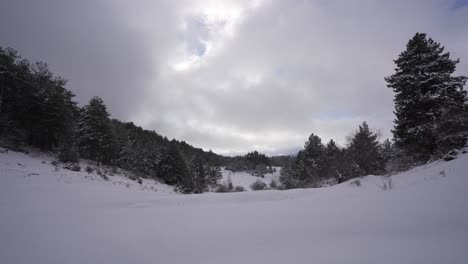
[0,149,175,195]
[1,149,468,263]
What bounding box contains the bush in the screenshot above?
[250,180,267,191]
[137,178,143,184]
[128,174,139,181]
[233,185,246,192]
[85,166,94,174]
[215,184,230,193]
[227,176,234,191]
[100,173,109,181]
[269,179,278,189]
[349,179,361,187]
[443,149,459,161]
[63,162,81,172]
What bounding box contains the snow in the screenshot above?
[1,148,468,263]
[220,167,280,190]
[0,149,176,195]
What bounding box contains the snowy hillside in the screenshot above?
[0,149,176,195]
[1,149,468,263]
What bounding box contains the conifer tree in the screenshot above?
[158,141,193,192]
[385,33,468,161]
[190,156,207,193]
[78,97,114,165]
[347,122,384,176]
[322,139,342,179]
[302,133,326,181]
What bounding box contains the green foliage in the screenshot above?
[57,139,79,163]
[346,122,385,176]
[224,150,270,176]
[0,47,79,150]
[385,33,468,161]
[78,97,114,165]
[158,141,194,193]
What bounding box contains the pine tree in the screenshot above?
[302,133,326,182]
[347,122,384,176]
[190,156,207,193]
[385,33,468,161]
[380,139,394,171]
[322,139,342,179]
[78,97,114,165]
[158,141,193,192]
[279,134,326,189]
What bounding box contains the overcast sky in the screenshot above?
[1,0,468,155]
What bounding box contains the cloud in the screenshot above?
[1,0,467,155]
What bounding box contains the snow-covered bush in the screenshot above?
[250,180,267,191]
[63,162,81,172]
[349,179,361,187]
[100,174,109,181]
[269,179,278,189]
[85,166,94,174]
[215,184,230,193]
[234,186,246,192]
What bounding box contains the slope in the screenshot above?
[0,149,467,264]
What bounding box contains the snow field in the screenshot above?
[1,148,467,264]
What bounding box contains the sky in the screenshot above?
[1,0,468,156]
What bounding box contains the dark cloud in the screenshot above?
[2,0,467,155]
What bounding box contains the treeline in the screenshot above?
[280,33,468,189]
[2,32,467,193]
[0,47,222,193]
[280,122,394,188]
[223,151,279,177]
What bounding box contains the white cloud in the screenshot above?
[2,0,467,155]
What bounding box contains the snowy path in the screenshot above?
[1,151,468,263]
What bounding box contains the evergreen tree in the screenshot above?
[322,139,342,179]
[380,139,394,172]
[158,141,193,192]
[190,156,207,193]
[279,156,301,189]
[385,33,468,161]
[347,122,384,176]
[78,97,114,165]
[0,48,79,149]
[57,137,79,163]
[302,133,325,182]
[279,134,325,189]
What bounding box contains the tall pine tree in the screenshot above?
[158,140,193,193]
[322,139,342,179]
[78,97,114,165]
[385,33,468,161]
